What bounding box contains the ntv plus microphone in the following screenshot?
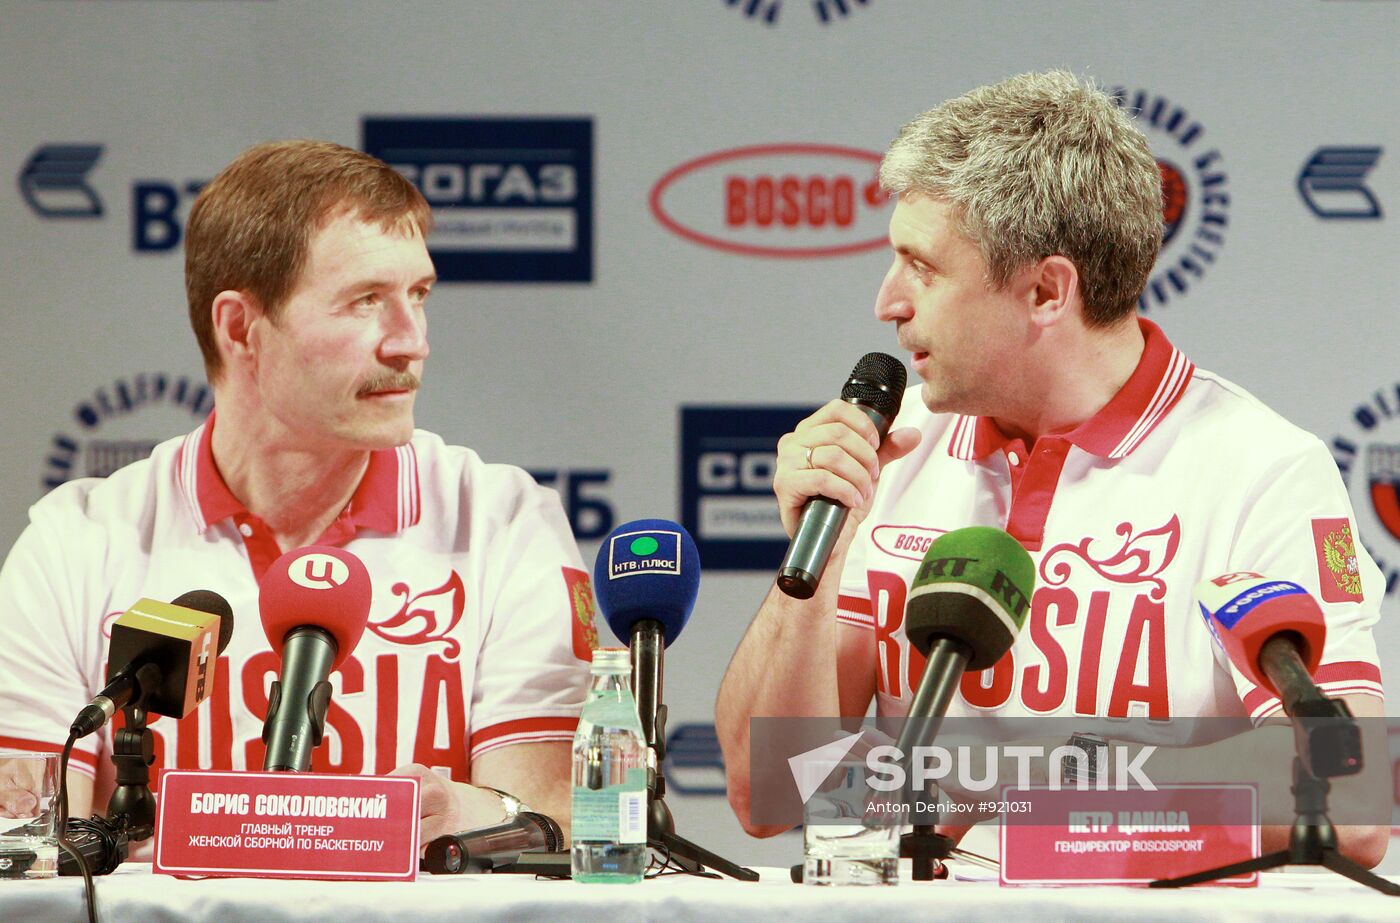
[592,520,759,882]
[70,590,235,739]
[593,519,699,755]
[1196,573,1360,778]
[777,352,906,600]
[422,812,563,874]
[892,527,1034,778]
[258,546,372,772]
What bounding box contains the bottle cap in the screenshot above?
[590,647,631,673]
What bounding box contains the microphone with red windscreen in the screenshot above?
[1197,572,1360,778]
[258,546,372,772]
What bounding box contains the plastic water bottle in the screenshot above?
[571,647,648,882]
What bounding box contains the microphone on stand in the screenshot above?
[887,526,1034,881]
[776,352,907,599]
[258,546,372,772]
[70,590,234,738]
[593,519,757,882]
[1195,573,1357,777]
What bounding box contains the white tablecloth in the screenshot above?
[2,863,1399,922]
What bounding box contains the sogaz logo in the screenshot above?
[680,406,816,570]
[651,145,892,259]
[363,117,594,283]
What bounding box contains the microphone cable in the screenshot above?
[57,732,99,923]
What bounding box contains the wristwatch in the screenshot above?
[1061,731,1109,786]
[478,786,531,819]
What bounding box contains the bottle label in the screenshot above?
[572,768,647,844]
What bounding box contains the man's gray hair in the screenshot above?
[879,70,1162,326]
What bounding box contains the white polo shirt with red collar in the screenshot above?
[836,319,1384,724]
[0,415,596,808]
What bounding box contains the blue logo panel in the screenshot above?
[1215,581,1307,630]
[362,117,593,282]
[680,405,816,571]
[605,529,682,580]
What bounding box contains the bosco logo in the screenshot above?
[650,144,893,258]
[1109,88,1230,311]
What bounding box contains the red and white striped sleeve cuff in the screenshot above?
[468,716,579,761]
[0,735,100,778]
[1242,661,1384,723]
[836,594,875,630]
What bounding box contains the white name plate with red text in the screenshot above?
[999,784,1260,887]
[153,769,420,881]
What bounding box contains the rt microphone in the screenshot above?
[421,812,563,874]
[70,590,235,739]
[258,546,372,772]
[777,352,906,600]
[893,527,1034,798]
[593,519,699,757]
[1196,573,1360,778]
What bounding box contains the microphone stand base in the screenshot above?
[1150,760,1399,896]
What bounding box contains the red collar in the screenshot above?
[176,411,421,538]
[947,318,1194,461]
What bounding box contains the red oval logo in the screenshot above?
[871,524,947,562]
[649,144,892,259]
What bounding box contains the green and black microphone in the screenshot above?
[892,527,1035,776]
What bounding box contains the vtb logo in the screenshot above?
[19,144,104,218]
[1298,147,1383,220]
[288,553,352,590]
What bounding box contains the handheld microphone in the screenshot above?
[421,811,563,874]
[1196,573,1359,778]
[594,520,699,757]
[258,546,372,772]
[70,590,234,739]
[777,352,906,599]
[893,527,1034,798]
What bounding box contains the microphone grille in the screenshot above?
[518,811,563,852]
[842,352,907,422]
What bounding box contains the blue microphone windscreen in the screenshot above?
[593,519,700,647]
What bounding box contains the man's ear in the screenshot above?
[210,290,263,372]
[1024,255,1081,330]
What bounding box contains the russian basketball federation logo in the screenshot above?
[1109,87,1230,312]
[1330,383,1400,599]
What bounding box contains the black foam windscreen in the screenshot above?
[172,589,235,654]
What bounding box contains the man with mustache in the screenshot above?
[716,71,1387,867]
[0,141,592,847]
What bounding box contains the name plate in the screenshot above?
[153,769,420,881]
[999,784,1260,886]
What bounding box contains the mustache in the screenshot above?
[357,371,421,396]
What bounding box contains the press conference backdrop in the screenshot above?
[2,0,1397,872]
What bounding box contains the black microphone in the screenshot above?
[777,352,906,599]
[257,546,373,772]
[422,812,562,874]
[70,590,234,738]
[892,529,1033,802]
